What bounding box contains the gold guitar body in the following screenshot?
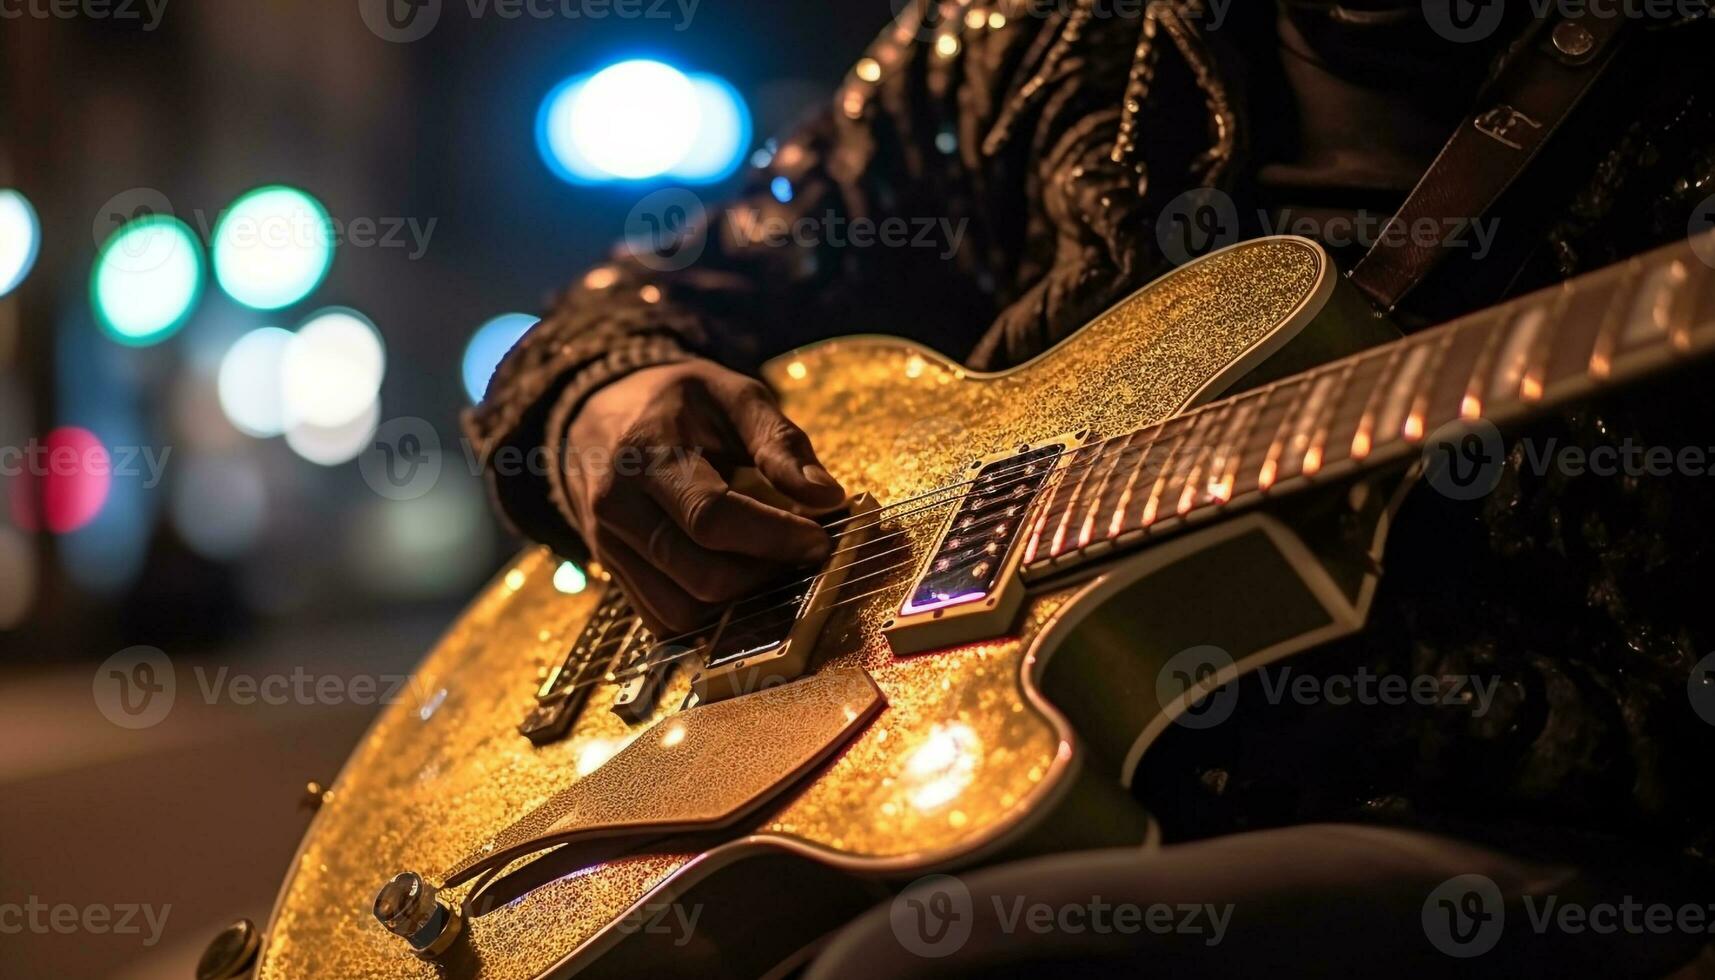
[257,237,1395,978]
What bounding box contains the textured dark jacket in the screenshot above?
[467,3,1715,859]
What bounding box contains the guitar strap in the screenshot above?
[1346,11,1633,315]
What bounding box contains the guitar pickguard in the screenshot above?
[442,669,886,889]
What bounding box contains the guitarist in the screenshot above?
[466,3,1715,974]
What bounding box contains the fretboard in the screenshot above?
[1020,233,1715,579]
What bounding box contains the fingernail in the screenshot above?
[798,525,832,560]
[802,464,841,490]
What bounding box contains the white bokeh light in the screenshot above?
[0,190,40,298]
[217,326,294,437]
[282,308,386,428]
[539,62,750,185]
[568,60,701,179]
[285,397,380,466]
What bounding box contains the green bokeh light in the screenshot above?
[91,215,204,347]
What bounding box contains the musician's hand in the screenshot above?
[566,359,847,633]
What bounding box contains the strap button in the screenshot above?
[1551,22,1597,62]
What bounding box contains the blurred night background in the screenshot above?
[0,1,886,974]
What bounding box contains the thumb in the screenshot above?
[723,380,847,508]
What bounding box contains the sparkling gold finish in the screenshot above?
[256,238,1329,979]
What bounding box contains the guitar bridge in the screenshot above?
[884,434,1085,655]
[690,494,881,704]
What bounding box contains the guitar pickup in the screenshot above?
[885,434,1085,655]
[610,630,686,724]
[521,585,636,745]
[690,494,881,705]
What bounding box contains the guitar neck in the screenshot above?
[1020,232,1715,579]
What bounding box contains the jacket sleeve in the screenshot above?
[460,4,1051,560]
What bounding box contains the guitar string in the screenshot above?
[557,397,1420,701]
[564,448,1099,670]
[561,327,1466,686]
[802,332,1402,539]
[550,265,1694,699]
[564,436,1238,693]
[565,401,1351,682]
[567,448,1123,675]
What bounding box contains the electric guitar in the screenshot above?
[243,231,1715,978]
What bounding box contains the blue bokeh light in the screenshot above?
[537,60,751,186]
[462,312,537,403]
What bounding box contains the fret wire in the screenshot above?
[1070,439,1125,549]
[1259,374,1313,489]
[1486,303,1548,410]
[1350,343,1405,460]
[1212,386,1268,501]
[1693,248,1715,342]
[1375,337,1434,448]
[1620,258,1685,350]
[1174,403,1230,515]
[1076,435,1139,548]
[1405,329,1458,443]
[1589,259,1644,379]
[1272,372,1330,486]
[1104,413,1199,533]
[1320,351,1397,475]
[1021,446,1083,565]
[1047,445,1104,558]
[1139,420,1199,526]
[1107,421,1176,537]
[1303,360,1356,475]
[1666,258,1701,353]
[1086,432,1159,517]
[1458,307,1514,420]
[1521,284,1573,402]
